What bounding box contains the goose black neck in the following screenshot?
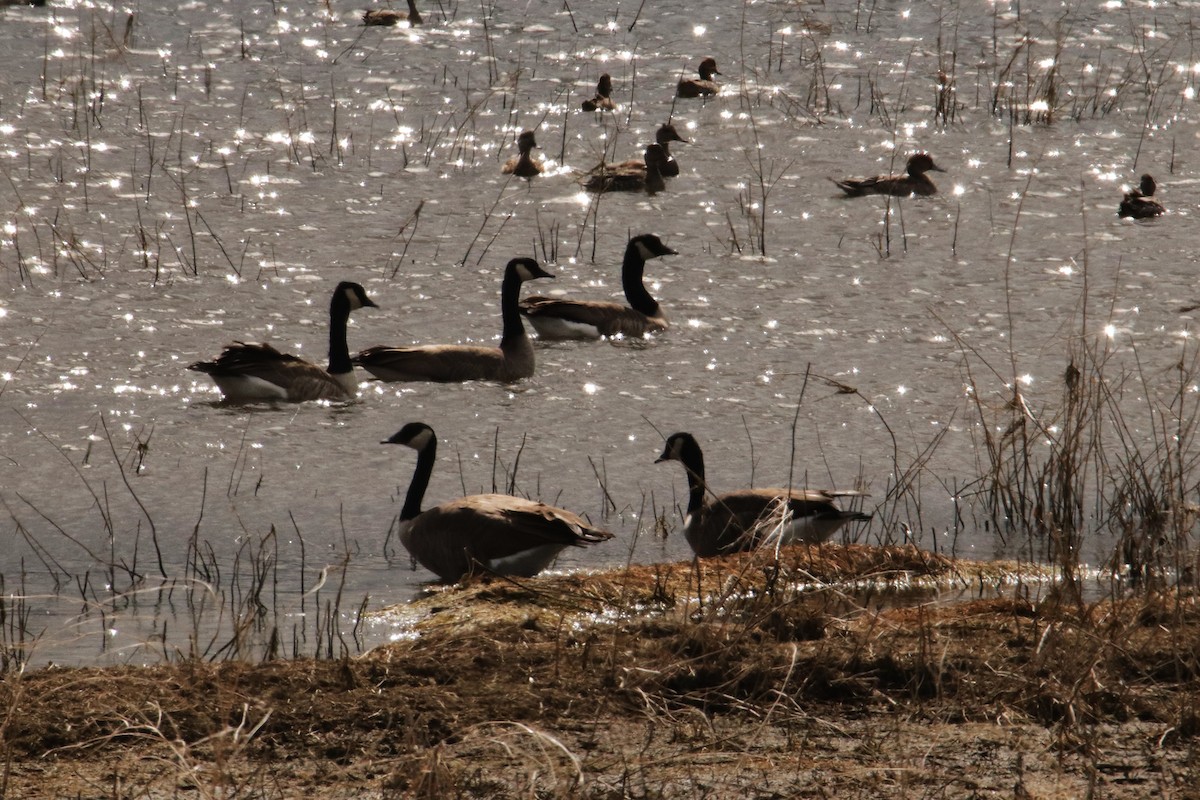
[499,268,529,346]
[622,244,659,316]
[401,436,436,522]
[678,440,707,515]
[327,295,353,376]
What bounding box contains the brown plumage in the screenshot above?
[656,432,871,558]
[581,73,616,112]
[833,152,944,197]
[501,130,543,178]
[353,258,553,383]
[676,57,721,98]
[1119,174,1165,219]
[586,124,688,181]
[520,233,677,340]
[584,143,669,195]
[188,282,377,403]
[362,0,421,26]
[384,422,613,582]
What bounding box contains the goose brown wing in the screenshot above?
[415,495,611,569]
[188,341,299,373]
[708,489,792,530]
[189,342,348,401]
[520,297,662,337]
[354,343,514,382]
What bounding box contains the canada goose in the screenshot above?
[188,281,377,403]
[354,257,553,382]
[655,432,871,557]
[676,57,721,98]
[583,143,668,195]
[383,422,614,582]
[833,153,944,198]
[501,130,543,178]
[1119,174,1165,219]
[581,73,616,112]
[363,0,420,26]
[519,233,677,340]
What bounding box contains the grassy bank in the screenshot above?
[1,548,1197,799]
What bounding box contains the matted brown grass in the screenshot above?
[2,545,1198,798]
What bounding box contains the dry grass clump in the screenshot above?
[2,548,1198,797]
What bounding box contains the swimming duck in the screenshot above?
[676,57,721,98]
[1118,174,1165,219]
[581,73,616,112]
[189,281,377,403]
[362,0,421,26]
[501,130,543,178]
[383,422,613,582]
[520,233,678,340]
[655,432,871,558]
[583,143,668,195]
[833,152,944,197]
[583,124,687,185]
[353,257,553,383]
[654,123,688,177]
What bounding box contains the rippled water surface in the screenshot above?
[2,0,1199,664]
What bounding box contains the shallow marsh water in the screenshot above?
[1,0,1198,665]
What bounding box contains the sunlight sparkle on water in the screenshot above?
[583,382,599,395]
[692,25,706,36]
[1058,265,1074,276]
[1105,324,1117,339]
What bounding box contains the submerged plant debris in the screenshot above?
[2,546,1197,799]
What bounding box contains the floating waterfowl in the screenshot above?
[188,282,377,403]
[655,432,871,557]
[501,130,543,178]
[353,258,552,382]
[362,0,421,26]
[833,152,944,198]
[520,233,678,340]
[676,57,721,98]
[583,125,686,186]
[583,143,668,195]
[383,422,614,582]
[655,123,688,177]
[581,73,616,112]
[1119,174,1166,219]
